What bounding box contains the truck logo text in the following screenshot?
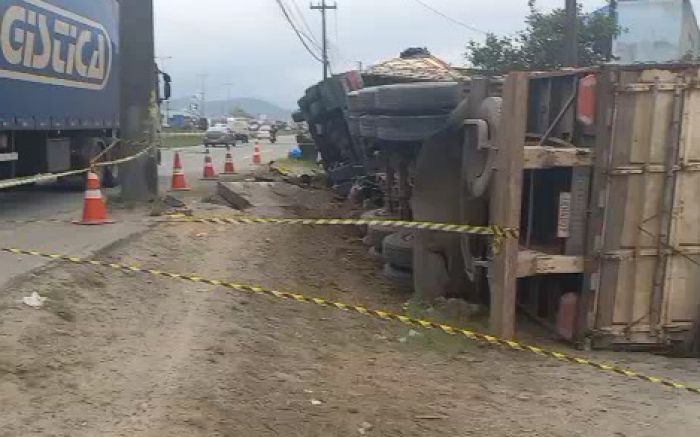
[0,0,112,90]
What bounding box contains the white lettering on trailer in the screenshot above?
[0,0,112,90]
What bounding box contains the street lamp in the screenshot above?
[223,82,234,117]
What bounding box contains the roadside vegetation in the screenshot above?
[466,0,620,73]
[160,133,203,149]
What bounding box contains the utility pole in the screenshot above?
[119,0,158,201]
[607,0,618,61]
[310,0,337,80]
[564,0,578,67]
[197,74,208,118]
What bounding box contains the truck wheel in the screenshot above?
[383,264,413,292]
[383,231,415,270]
[375,82,462,114]
[359,115,378,139]
[362,209,398,249]
[356,88,378,113]
[376,115,450,142]
[347,91,361,113]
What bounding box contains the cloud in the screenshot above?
[153,0,670,108]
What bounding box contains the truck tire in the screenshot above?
[348,91,361,113]
[362,209,398,249]
[383,231,415,270]
[347,115,361,137]
[383,263,413,291]
[376,115,450,142]
[464,97,501,198]
[375,82,462,114]
[359,115,378,139]
[356,88,378,113]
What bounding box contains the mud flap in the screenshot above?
[411,119,464,300]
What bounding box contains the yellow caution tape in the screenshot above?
[167,214,520,239]
[2,245,699,396]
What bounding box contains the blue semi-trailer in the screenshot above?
[0,0,138,186]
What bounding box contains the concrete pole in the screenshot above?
[564,0,578,67]
[311,1,337,80]
[118,0,159,201]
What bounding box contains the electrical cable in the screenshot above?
[408,0,488,35]
[288,0,322,49]
[273,0,324,63]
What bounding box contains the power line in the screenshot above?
[288,0,322,49]
[408,0,488,35]
[273,0,324,63]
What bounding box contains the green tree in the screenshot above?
[466,0,620,74]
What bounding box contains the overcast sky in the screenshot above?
[152,0,696,108]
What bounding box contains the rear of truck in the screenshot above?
[0,0,121,185]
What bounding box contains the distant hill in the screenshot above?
[168,97,292,121]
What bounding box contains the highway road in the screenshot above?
[0,136,295,288]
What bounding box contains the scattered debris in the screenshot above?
[22,292,47,308]
[358,421,373,435]
[400,329,423,343]
[163,194,187,208]
[414,415,448,420]
[310,399,323,406]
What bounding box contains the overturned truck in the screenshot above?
[296,56,700,352]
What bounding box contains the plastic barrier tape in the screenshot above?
[2,246,698,396]
[167,214,520,240]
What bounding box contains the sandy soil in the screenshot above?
[1,175,700,436]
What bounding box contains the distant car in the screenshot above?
[196,117,209,131]
[204,126,236,147]
[257,125,271,141]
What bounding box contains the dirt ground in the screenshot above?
[2,172,700,436]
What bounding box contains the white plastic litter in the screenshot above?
[358,421,373,435]
[23,292,47,308]
[310,399,323,406]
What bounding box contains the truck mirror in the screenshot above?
[164,82,172,101]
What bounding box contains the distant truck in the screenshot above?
[0,0,169,186]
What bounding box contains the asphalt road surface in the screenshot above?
[0,136,294,289]
[159,136,295,191]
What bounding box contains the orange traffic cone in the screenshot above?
[202,153,218,180]
[74,171,114,225]
[252,142,262,165]
[170,152,191,191]
[222,149,236,174]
